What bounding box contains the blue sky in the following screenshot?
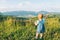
[0,0,60,12]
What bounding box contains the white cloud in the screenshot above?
[17,1,60,12]
[17,1,32,8]
[0,0,7,3]
[43,4,60,12]
[0,1,33,12]
[17,1,42,11]
[0,1,60,12]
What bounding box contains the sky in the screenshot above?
[0,0,60,12]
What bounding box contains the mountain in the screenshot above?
[38,11,48,14]
[3,11,37,17]
[2,11,48,17]
[0,12,3,15]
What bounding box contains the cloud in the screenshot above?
[15,1,60,12]
[0,0,7,3]
[17,1,42,11]
[17,1,32,8]
[0,1,60,12]
[0,1,33,12]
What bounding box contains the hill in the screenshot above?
[2,11,48,17]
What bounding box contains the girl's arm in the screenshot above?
[44,14,49,19]
[34,20,39,26]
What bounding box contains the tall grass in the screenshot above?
[0,15,60,40]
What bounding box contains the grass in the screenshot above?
[0,15,60,40]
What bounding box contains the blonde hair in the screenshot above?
[38,14,43,19]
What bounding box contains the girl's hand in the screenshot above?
[34,20,39,26]
[46,14,49,16]
[45,14,49,18]
[34,22,37,26]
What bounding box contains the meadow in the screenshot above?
[0,14,60,40]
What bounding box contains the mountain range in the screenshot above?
[0,11,48,17]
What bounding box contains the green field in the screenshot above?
[0,14,60,40]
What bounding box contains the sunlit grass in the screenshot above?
[0,15,60,40]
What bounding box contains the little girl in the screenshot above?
[34,14,48,39]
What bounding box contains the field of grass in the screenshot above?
[0,15,60,40]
